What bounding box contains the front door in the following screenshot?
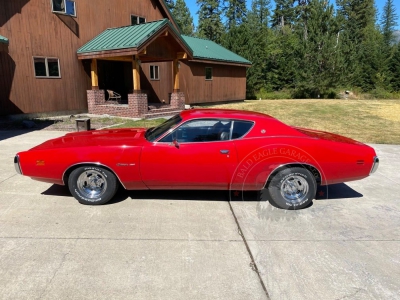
[140,119,237,189]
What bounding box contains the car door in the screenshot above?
[140,119,237,189]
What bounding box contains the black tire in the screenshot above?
[68,166,118,205]
[266,167,316,210]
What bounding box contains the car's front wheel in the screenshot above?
[68,166,118,205]
[267,167,316,210]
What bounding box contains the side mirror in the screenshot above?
[171,139,180,149]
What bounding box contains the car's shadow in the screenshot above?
[42,182,363,205]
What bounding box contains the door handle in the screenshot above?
[220,150,229,154]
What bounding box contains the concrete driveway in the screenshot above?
[0,130,399,300]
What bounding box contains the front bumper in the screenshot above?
[370,156,379,174]
[14,155,22,175]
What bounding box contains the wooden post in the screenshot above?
[91,59,99,89]
[133,55,141,91]
[173,59,179,91]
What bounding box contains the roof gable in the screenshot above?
[77,19,193,59]
[182,35,251,66]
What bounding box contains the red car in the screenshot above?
[14,109,379,209]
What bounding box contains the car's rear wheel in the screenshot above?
[267,167,316,210]
[68,166,118,205]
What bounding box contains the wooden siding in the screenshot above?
[140,61,173,104]
[0,0,167,115]
[180,61,247,104]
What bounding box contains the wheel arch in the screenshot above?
[265,163,322,188]
[63,163,126,189]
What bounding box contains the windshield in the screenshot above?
[145,114,182,142]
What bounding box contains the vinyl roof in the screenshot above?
[182,35,251,65]
[0,35,9,44]
[77,19,190,54]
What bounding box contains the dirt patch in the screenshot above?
[0,115,128,132]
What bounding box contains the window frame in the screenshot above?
[205,67,213,80]
[51,0,77,17]
[33,57,61,79]
[131,15,146,25]
[158,118,233,144]
[150,65,160,80]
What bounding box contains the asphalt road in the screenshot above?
[0,130,399,300]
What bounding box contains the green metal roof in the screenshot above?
[0,35,9,44]
[77,19,191,54]
[182,35,251,65]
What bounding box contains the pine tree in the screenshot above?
[165,0,175,13]
[271,0,295,28]
[336,0,376,89]
[197,0,224,43]
[249,0,270,28]
[390,44,400,91]
[381,0,398,46]
[294,0,343,97]
[173,0,195,35]
[224,0,247,29]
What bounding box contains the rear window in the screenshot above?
[232,121,253,139]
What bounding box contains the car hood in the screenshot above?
[30,128,148,150]
[294,127,366,145]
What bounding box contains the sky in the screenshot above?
[186,0,400,30]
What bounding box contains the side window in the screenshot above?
[131,15,146,25]
[160,119,232,143]
[205,67,212,80]
[52,0,76,17]
[150,65,159,80]
[232,121,253,139]
[33,57,61,78]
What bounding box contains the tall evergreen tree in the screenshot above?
[224,0,247,29]
[271,0,295,28]
[197,0,224,43]
[294,0,343,97]
[381,0,398,46]
[249,0,270,28]
[165,0,175,12]
[390,44,400,91]
[336,0,376,89]
[173,0,195,35]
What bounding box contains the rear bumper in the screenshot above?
[370,156,379,174]
[14,155,22,174]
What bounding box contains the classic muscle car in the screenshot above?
[14,109,379,209]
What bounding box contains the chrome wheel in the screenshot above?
[280,175,309,204]
[76,170,107,199]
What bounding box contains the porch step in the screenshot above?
[143,109,182,119]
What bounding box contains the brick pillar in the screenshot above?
[128,93,148,117]
[170,92,185,109]
[87,90,105,114]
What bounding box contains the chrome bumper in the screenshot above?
[370,156,379,174]
[14,155,22,175]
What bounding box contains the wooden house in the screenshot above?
[0,0,251,117]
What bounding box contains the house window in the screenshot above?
[150,65,159,80]
[33,57,61,78]
[52,0,76,17]
[205,67,213,80]
[131,15,146,25]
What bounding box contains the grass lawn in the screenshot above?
[207,99,400,145]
